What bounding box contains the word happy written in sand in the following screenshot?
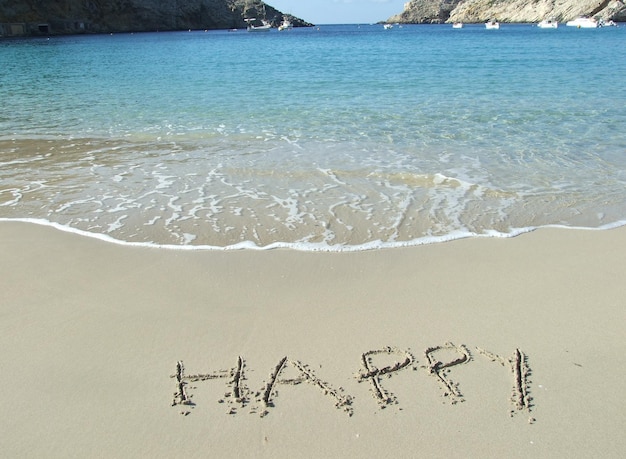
[171,343,533,421]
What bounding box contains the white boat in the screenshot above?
[278,19,293,31]
[566,17,598,28]
[248,23,271,32]
[452,22,463,29]
[383,24,393,30]
[246,18,271,32]
[537,18,558,28]
[485,20,500,29]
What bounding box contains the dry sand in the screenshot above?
[1,221,625,458]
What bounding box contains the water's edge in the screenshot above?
[3,217,625,252]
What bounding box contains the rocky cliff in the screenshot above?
[387,0,462,24]
[0,0,311,36]
[387,0,626,24]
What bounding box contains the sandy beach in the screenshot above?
[1,220,624,458]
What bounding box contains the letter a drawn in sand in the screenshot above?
[258,356,353,417]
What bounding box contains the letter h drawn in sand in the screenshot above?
[171,357,248,415]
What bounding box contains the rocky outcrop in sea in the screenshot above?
[0,0,311,36]
[387,0,626,24]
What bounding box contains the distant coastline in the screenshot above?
[386,0,626,25]
[0,0,312,37]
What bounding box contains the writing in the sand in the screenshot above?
[171,342,533,421]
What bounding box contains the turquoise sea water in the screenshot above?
[1,24,626,250]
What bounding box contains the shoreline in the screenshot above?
[1,221,625,457]
[3,217,626,252]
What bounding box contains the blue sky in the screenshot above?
[267,0,408,25]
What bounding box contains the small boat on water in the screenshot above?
[383,23,393,30]
[537,18,558,28]
[485,20,500,30]
[246,18,271,32]
[452,22,463,29]
[566,17,598,28]
[278,18,293,31]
